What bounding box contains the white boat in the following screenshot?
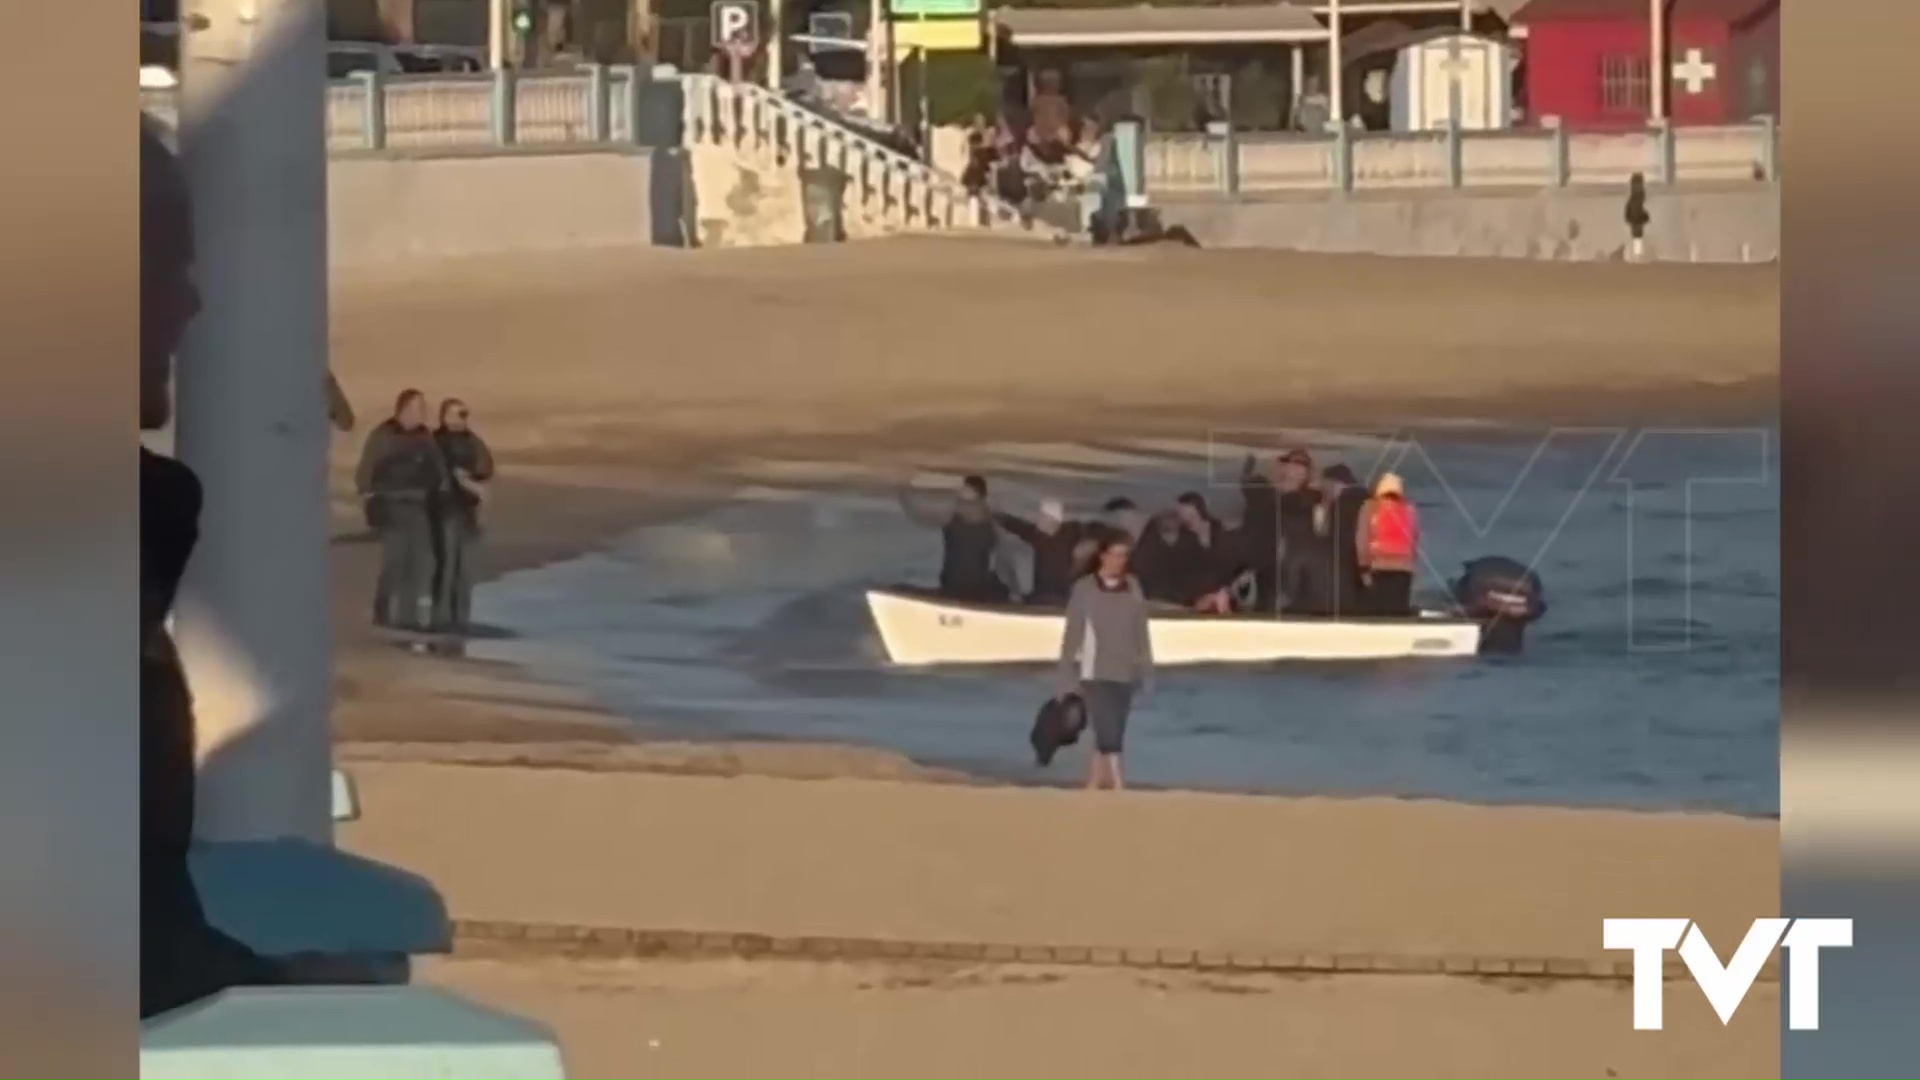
[865,587,1485,667]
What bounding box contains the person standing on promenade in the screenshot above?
[1058,534,1154,791]
[431,398,494,635]
[355,388,446,632]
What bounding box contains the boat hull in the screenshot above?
[865,588,1482,667]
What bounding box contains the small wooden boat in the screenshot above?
[865,587,1484,667]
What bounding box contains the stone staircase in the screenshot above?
[678,74,1071,247]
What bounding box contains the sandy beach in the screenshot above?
[322,238,1779,1076]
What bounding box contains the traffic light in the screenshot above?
[511,3,533,37]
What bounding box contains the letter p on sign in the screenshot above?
[710,0,759,49]
[1603,918,1853,1031]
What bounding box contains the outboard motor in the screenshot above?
[1451,556,1548,655]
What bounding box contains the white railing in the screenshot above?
[677,75,1047,237]
[141,72,1778,203]
[1145,119,1780,196]
[143,68,1051,239]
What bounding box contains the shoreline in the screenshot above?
[325,240,1776,819]
[319,243,1778,1073]
[332,390,1777,820]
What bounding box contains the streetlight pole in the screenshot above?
[1649,0,1665,121]
[489,0,509,69]
[1328,0,1343,130]
[768,0,785,87]
[174,0,335,845]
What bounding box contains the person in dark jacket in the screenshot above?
[1092,496,1147,546]
[356,388,448,631]
[899,473,1018,604]
[140,114,365,1018]
[1236,454,1281,612]
[995,497,1095,606]
[1318,463,1370,616]
[1132,510,1206,606]
[431,398,495,635]
[1173,492,1239,613]
[1273,449,1332,614]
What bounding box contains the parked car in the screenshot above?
[327,41,485,80]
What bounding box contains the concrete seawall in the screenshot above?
[328,149,678,271]
[1166,186,1779,263]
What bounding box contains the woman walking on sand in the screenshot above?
[1058,534,1154,791]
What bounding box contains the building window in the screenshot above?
[1599,54,1651,112]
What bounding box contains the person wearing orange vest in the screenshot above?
[1356,472,1420,616]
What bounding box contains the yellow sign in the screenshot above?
[891,16,984,54]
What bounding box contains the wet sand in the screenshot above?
[422,956,1776,1079]
[322,239,1779,1076]
[327,237,1775,759]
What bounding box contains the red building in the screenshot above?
[1510,0,1780,130]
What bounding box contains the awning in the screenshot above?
[995,4,1331,48]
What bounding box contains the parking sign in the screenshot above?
[710,0,759,49]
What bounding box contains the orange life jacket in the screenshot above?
[1368,498,1419,563]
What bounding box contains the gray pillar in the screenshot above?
[492,67,518,146]
[174,0,334,843]
[353,69,385,150]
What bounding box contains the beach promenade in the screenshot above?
[323,238,1779,1077]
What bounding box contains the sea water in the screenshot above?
[471,428,1780,817]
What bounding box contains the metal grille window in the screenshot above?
[1599,54,1650,112]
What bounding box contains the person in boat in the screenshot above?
[1058,533,1154,792]
[898,473,1020,605]
[994,497,1096,607]
[1272,449,1331,614]
[1236,454,1281,612]
[1131,509,1203,607]
[1356,471,1421,617]
[1173,492,1239,614]
[1316,463,1370,617]
[1094,496,1148,544]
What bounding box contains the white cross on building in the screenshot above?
[1673,48,1718,94]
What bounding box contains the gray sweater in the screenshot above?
[1058,574,1154,693]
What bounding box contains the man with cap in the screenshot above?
[1356,471,1421,616]
[996,497,1096,606]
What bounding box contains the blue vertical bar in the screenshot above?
[1112,117,1146,208]
[1207,120,1239,196]
[491,67,517,147]
[586,64,610,142]
[1446,119,1463,188]
[1652,117,1675,184]
[353,70,385,151]
[1544,115,1569,187]
[1332,123,1353,194]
